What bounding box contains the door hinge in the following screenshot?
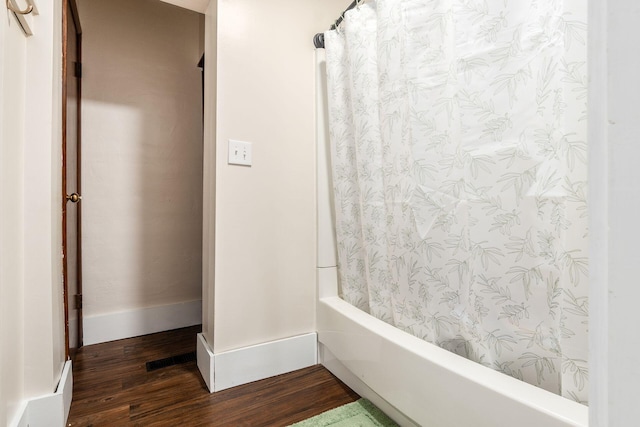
[74,62,82,78]
[74,294,83,310]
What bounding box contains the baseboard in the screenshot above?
[83,299,202,345]
[10,360,73,427]
[196,332,318,393]
[197,333,215,392]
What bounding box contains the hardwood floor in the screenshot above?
[67,326,360,426]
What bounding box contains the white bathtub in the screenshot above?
[315,50,589,427]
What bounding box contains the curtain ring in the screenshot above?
[335,12,346,32]
[6,0,33,15]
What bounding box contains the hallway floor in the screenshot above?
[67,326,360,426]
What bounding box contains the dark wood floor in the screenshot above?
[67,326,360,426]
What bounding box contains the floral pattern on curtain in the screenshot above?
[324,0,587,403]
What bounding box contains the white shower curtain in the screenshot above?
[324,0,588,403]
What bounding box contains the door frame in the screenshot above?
[62,0,83,359]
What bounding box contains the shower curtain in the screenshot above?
[324,0,588,403]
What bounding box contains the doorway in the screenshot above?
[63,0,205,350]
[62,0,83,358]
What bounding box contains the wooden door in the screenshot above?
[62,0,83,358]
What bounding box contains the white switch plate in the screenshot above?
[228,140,252,166]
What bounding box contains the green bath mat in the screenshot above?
[290,398,399,427]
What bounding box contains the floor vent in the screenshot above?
[146,351,197,372]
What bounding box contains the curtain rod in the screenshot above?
[313,0,359,49]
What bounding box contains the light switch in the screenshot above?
[228,140,252,166]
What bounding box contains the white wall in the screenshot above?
[23,0,66,398]
[210,0,347,353]
[0,6,27,425]
[1,0,66,425]
[589,1,640,425]
[79,0,204,329]
[3,0,639,425]
[202,0,217,345]
[208,0,640,424]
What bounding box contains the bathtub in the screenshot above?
[314,50,589,427]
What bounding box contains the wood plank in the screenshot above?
[67,326,359,426]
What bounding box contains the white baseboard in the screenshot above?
[197,333,215,392]
[196,332,318,393]
[84,300,202,345]
[10,360,73,427]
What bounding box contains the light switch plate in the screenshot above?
[228,140,252,166]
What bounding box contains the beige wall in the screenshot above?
[1,0,65,424]
[210,0,347,353]
[202,0,217,344]
[79,0,204,317]
[23,0,66,397]
[1,6,27,424]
